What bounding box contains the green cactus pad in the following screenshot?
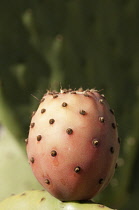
[0,190,117,210]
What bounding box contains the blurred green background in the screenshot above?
[0,1,139,209]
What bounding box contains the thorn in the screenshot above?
[97,89,104,93]
[84,92,90,97]
[78,87,83,92]
[101,94,105,98]
[99,99,104,104]
[59,82,63,91]
[31,94,39,101]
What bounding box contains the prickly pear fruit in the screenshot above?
[26,89,120,201]
[0,190,117,210]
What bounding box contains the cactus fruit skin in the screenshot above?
[26,89,120,201]
[0,190,117,210]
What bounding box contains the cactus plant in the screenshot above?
[0,1,139,209]
[0,190,117,210]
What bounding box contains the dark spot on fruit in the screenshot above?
[115,163,118,169]
[62,102,68,107]
[110,109,114,115]
[25,138,28,144]
[37,135,42,141]
[74,166,81,173]
[71,91,76,94]
[51,150,57,157]
[112,123,116,129]
[99,99,104,104]
[49,119,55,124]
[48,92,53,95]
[30,157,34,163]
[98,204,105,208]
[40,197,46,202]
[53,95,58,98]
[63,89,68,93]
[30,122,35,128]
[99,178,104,184]
[20,193,26,196]
[110,147,114,154]
[40,98,45,103]
[66,128,73,135]
[45,179,50,184]
[41,108,46,114]
[92,139,99,147]
[79,110,86,115]
[31,111,36,117]
[53,91,59,94]
[118,137,121,144]
[99,117,104,123]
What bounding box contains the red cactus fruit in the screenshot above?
[26,88,120,201]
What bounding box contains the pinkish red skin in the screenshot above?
[26,89,120,201]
